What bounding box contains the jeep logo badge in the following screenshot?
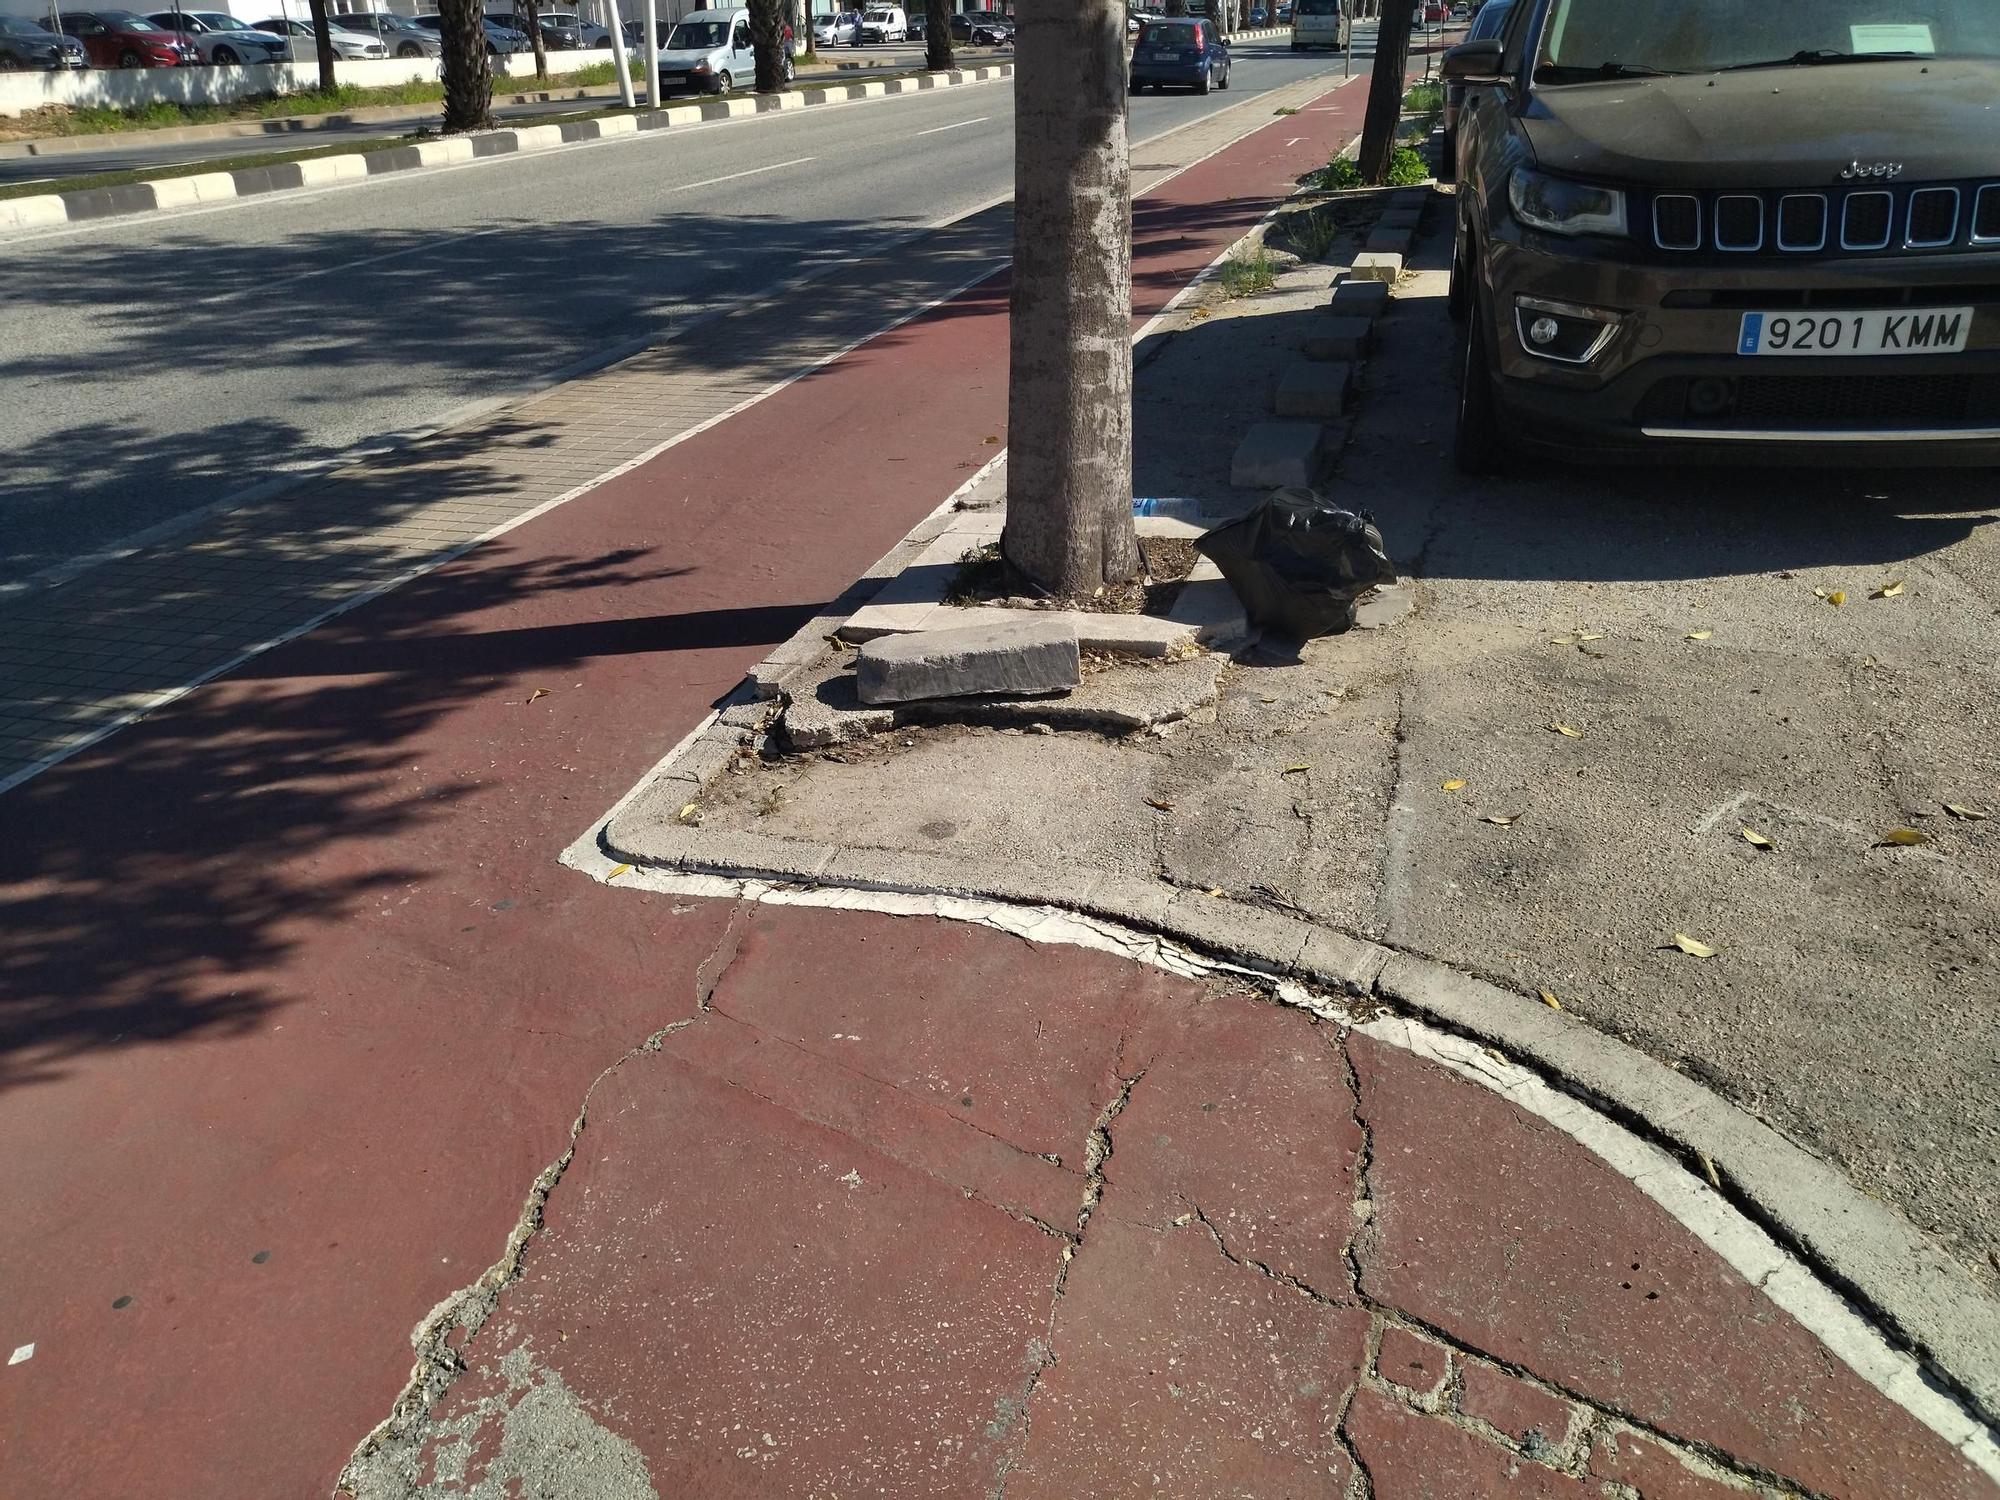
[1839,160,1905,180]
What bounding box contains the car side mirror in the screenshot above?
[1442,36,1504,82]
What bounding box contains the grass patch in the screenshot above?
[1271,204,1342,261]
[1217,246,1278,297]
[1315,146,1430,191]
[1273,104,1299,115]
[1402,80,1444,115]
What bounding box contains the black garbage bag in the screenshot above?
[1194,487,1398,640]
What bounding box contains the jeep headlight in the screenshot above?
[1508,167,1627,237]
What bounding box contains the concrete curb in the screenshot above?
[590,175,2000,1428]
[0,62,1013,234]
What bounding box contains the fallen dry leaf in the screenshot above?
[526,687,550,703]
[1870,580,1905,599]
[1826,590,1848,607]
[1550,722,1583,738]
[1943,803,1990,821]
[1482,812,1522,826]
[1282,763,1312,775]
[1205,887,1225,898]
[1876,827,1929,847]
[1145,797,1176,812]
[1697,1150,1722,1189]
[1442,779,1467,792]
[1670,933,1718,958]
[1577,631,1606,642]
[1538,989,1562,1011]
[605,863,632,881]
[1685,630,1713,641]
[1741,828,1774,850]
[676,802,701,825]
[1549,634,1578,646]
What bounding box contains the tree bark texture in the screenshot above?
[439,0,494,132]
[924,0,952,70]
[1002,0,1142,597]
[523,0,548,79]
[750,0,786,88]
[305,0,336,91]
[1357,0,1415,181]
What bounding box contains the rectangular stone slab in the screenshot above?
[1330,279,1392,315]
[856,616,1081,705]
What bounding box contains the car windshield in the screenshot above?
[864,8,889,18]
[1140,19,1196,39]
[99,11,164,28]
[666,19,726,45]
[1538,0,2000,78]
[1295,0,1340,13]
[0,14,55,32]
[192,12,247,27]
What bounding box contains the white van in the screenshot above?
[656,5,789,94]
[1290,0,1348,50]
[859,5,907,41]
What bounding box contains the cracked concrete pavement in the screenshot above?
[339,903,1996,1498]
[671,195,2000,1309]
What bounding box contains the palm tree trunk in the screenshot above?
[1001,0,1141,597]
[439,0,494,131]
[749,0,784,89]
[305,0,336,92]
[924,0,951,69]
[523,0,548,79]
[1356,0,1414,181]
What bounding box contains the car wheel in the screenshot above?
[714,68,732,92]
[213,44,238,64]
[1196,69,1209,94]
[1454,284,1505,475]
[399,41,422,56]
[486,41,498,53]
[1217,63,1229,87]
[1448,211,1471,324]
[0,50,18,70]
[1438,127,1456,183]
[118,47,142,66]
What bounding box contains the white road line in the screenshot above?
[915,115,989,135]
[669,153,817,191]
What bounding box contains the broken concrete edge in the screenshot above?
[593,819,2000,1435]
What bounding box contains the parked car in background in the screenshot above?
[1445,0,2000,472]
[948,10,1008,43]
[147,10,286,64]
[488,10,578,48]
[0,13,88,69]
[1438,0,1508,178]
[57,10,196,67]
[413,14,531,53]
[1248,6,1267,24]
[858,6,905,42]
[906,8,924,41]
[256,16,388,59]
[536,10,587,46]
[657,7,785,94]
[815,10,858,44]
[1289,0,1346,50]
[332,10,443,57]
[1130,14,1228,92]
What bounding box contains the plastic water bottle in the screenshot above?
[1132,497,1208,521]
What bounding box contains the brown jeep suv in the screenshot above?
[1444,0,2000,471]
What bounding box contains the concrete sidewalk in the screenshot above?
[343,903,1997,1499]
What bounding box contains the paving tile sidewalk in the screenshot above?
[345,903,1998,1499]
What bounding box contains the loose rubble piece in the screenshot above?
[1196,486,1398,640]
[855,616,1081,706]
[780,652,1227,749]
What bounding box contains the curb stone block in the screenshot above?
[1304,313,1376,361]
[1377,1324,1451,1400]
[1230,421,1326,489]
[1297,927,1392,995]
[1351,252,1404,284]
[1159,890,1311,974]
[1363,227,1414,254]
[1274,361,1354,419]
[1458,1359,1575,1449]
[1377,207,1422,230]
[691,831,837,883]
[1331,279,1392,315]
[856,616,1081,705]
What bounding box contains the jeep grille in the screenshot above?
[1647,181,2000,257]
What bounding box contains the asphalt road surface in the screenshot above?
[0,37,1362,584]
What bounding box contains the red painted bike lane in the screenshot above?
[0,76,1375,1498]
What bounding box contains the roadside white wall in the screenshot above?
[0,47,612,116]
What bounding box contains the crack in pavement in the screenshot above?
[1188,1202,1352,1308]
[988,1065,1146,1500]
